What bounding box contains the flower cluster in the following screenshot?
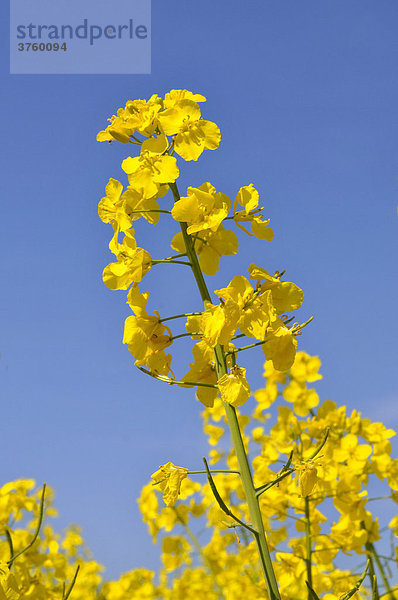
[1,349,396,599]
[139,352,398,600]
[98,89,308,408]
[0,480,102,599]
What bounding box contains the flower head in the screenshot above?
[157,99,220,161]
[233,184,274,240]
[218,365,251,408]
[171,182,230,235]
[151,462,189,507]
[102,228,152,290]
[97,94,163,143]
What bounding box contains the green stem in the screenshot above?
[151,259,191,266]
[380,588,398,599]
[188,470,240,475]
[164,253,188,260]
[203,457,257,535]
[128,209,172,215]
[170,182,281,600]
[63,565,80,600]
[8,484,46,567]
[256,468,294,497]
[168,332,202,342]
[5,529,14,562]
[365,539,380,600]
[160,311,203,323]
[136,365,218,388]
[305,497,313,599]
[367,496,393,502]
[369,543,395,600]
[173,509,225,600]
[226,339,268,355]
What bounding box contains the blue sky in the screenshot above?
[1,0,397,580]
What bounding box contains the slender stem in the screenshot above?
[203,457,257,535]
[173,509,225,600]
[226,339,268,355]
[8,484,46,567]
[136,365,218,388]
[164,253,188,260]
[169,182,281,600]
[368,496,393,502]
[307,428,330,461]
[63,565,81,600]
[128,209,172,215]
[256,469,294,497]
[188,470,240,475]
[5,529,14,562]
[369,543,395,600]
[365,540,380,600]
[151,259,192,266]
[304,497,313,599]
[169,332,202,342]
[160,312,203,323]
[231,333,246,341]
[380,588,398,599]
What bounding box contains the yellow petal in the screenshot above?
[218,366,251,408]
[141,134,169,155]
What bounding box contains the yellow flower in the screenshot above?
[180,342,218,408]
[151,462,189,507]
[333,433,372,474]
[171,182,230,235]
[102,229,152,290]
[389,515,398,537]
[122,136,179,199]
[217,365,251,408]
[123,313,172,361]
[135,349,174,378]
[98,178,132,232]
[157,99,220,161]
[122,186,164,226]
[282,380,319,417]
[233,184,274,240]
[289,351,322,383]
[295,461,319,497]
[248,263,304,313]
[163,89,206,109]
[170,224,238,276]
[200,300,240,348]
[97,94,163,142]
[122,286,174,374]
[263,319,298,371]
[0,563,20,600]
[161,535,192,571]
[215,275,277,340]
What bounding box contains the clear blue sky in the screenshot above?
[1,0,397,579]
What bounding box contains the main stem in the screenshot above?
[170,183,281,600]
[304,497,313,598]
[368,542,395,600]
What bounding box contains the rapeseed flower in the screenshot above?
[157,99,220,161]
[171,182,230,235]
[151,462,189,507]
[217,365,251,408]
[102,228,152,290]
[233,184,274,240]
